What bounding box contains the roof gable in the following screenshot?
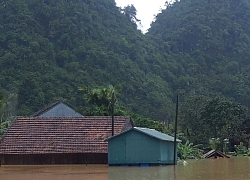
[134,127,181,142]
[106,127,181,142]
[0,116,133,154]
[31,101,83,117]
[203,149,230,158]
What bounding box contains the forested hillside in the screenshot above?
[148,0,250,107]
[1,0,250,124]
[0,0,174,120]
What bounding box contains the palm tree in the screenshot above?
[78,85,122,115]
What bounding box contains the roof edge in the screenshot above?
[105,127,181,142]
[31,101,83,117]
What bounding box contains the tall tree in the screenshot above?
[200,97,248,141]
[179,95,248,145]
[179,95,209,144]
[0,0,174,120]
[78,85,123,116]
[148,0,250,110]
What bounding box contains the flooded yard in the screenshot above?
[0,157,250,180]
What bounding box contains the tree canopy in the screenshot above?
[1,0,250,145]
[179,95,248,145]
[148,0,250,108]
[0,0,174,121]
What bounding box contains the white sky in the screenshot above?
[115,0,167,32]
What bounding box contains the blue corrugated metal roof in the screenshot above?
[133,127,181,142]
[106,127,181,142]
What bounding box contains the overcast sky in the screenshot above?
[115,0,167,32]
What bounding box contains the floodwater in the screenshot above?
[0,157,250,180]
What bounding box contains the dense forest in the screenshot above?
[0,0,175,120]
[1,0,250,144]
[149,0,250,106]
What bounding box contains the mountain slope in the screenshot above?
[148,0,250,107]
[0,0,174,120]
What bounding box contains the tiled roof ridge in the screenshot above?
[19,116,131,120]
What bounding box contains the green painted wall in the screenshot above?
[108,130,176,165]
[108,137,126,164]
[160,141,175,164]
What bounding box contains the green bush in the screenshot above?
[178,140,203,160]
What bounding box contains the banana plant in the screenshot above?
[178,140,203,160]
[234,142,247,156]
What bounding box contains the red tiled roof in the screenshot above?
[0,116,133,154]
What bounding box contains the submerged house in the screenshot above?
[0,116,134,165]
[106,127,181,166]
[203,149,230,159]
[0,101,135,165]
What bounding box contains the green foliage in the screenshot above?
[148,0,250,112]
[78,85,168,133]
[131,113,168,133]
[209,138,229,153]
[201,97,247,141]
[179,95,209,144]
[0,0,174,121]
[78,85,123,116]
[209,138,222,150]
[0,94,3,110]
[179,95,248,145]
[234,142,248,156]
[177,140,203,160]
[248,148,250,156]
[122,4,140,24]
[0,92,17,138]
[2,0,250,138]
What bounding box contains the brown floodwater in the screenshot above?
[0,157,250,180]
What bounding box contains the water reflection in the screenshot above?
[108,165,176,180]
[0,157,250,180]
[174,157,250,180]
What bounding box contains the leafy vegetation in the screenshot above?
[1,0,250,148]
[148,0,250,108]
[177,140,203,160]
[130,113,168,133]
[0,92,17,138]
[78,85,123,116]
[79,85,168,133]
[209,138,222,150]
[0,0,174,121]
[179,95,248,146]
[234,142,249,156]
